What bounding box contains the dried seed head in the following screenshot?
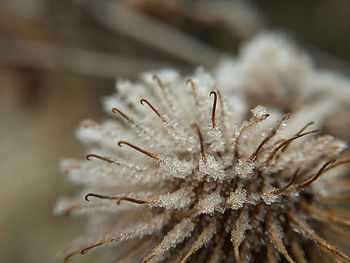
[56,43,350,263]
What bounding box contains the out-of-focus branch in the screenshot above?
[0,37,173,79]
[79,0,221,67]
[186,0,264,39]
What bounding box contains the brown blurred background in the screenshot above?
[1,1,350,263]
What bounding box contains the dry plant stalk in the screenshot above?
[55,36,350,263]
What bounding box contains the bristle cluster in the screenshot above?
[55,66,350,263]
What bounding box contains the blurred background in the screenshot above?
[1,0,350,263]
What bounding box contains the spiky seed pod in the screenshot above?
[55,68,350,263]
[215,34,350,143]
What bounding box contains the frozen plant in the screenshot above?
[55,60,350,262]
[215,33,350,143]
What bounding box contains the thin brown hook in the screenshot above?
[112,108,135,125]
[140,98,167,123]
[118,141,161,162]
[85,193,148,205]
[210,91,217,128]
[272,168,299,195]
[192,123,206,163]
[86,154,118,164]
[296,159,336,190]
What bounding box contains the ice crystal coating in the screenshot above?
[215,33,350,143]
[56,36,350,263]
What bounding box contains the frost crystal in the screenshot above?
[227,187,247,209]
[56,34,350,263]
